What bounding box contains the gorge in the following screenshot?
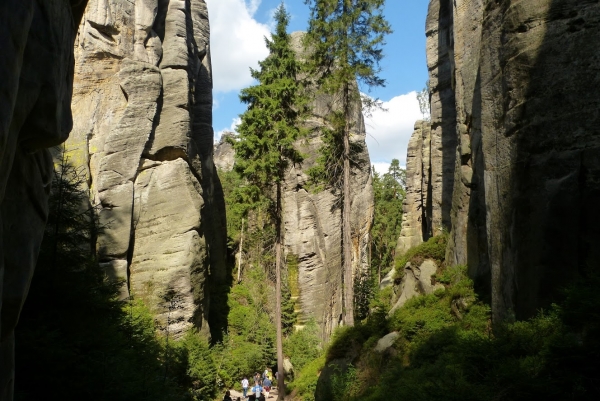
[1,0,599,400]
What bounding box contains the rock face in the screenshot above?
[389,259,444,315]
[67,0,227,337]
[401,0,600,323]
[213,132,236,172]
[281,32,374,340]
[396,121,433,256]
[214,32,374,340]
[282,118,373,340]
[0,1,89,399]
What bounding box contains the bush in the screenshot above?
[287,355,325,401]
[285,320,322,372]
[305,264,600,401]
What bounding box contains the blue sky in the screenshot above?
[205,0,430,171]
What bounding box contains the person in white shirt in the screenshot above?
[241,377,249,398]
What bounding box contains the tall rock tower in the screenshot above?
[399,0,600,324]
[213,32,375,341]
[67,0,227,337]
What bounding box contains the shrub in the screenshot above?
[287,355,326,401]
[284,320,323,372]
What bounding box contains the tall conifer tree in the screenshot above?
[232,4,305,399]
[304,0,391,325]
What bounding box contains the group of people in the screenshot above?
[223,369,276,401]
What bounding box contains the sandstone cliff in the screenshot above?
[66,0,227,337]
[399,0,600,323]
[214,32,374,340]
[396,121,433,255]
[0,1,90,399]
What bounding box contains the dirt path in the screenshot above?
[226,386,282,400]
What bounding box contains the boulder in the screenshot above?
[374,332,400,353]
[389,259,444,316]
[379,268,396,290]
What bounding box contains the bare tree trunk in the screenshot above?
[237,218,244,283]
[275,181,285,400]
[343,79,354,326]
[340,0,355,327]
[343,120,354,326]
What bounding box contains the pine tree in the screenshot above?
[304,0,392,326]
[371,160,405,286]
[231,4,306,399]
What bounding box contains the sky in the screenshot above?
[205,0,430,173]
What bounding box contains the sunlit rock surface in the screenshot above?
[67,0,227,337]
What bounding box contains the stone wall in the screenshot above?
[67,0,227,337]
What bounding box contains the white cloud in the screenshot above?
[371,162,391,175]
[365,92,423,167]
[215,117,241,142]
[206,0,271,93]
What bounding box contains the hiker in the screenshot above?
[263,376,272,399]
[250,380,263,401]
[241,376,249,398]
[254,372,261,385]
[223,390,233,401]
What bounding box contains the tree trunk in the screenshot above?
[275,181,285,400]
[343,81,354,326]
[341,0,354,327]
[237,218,244,283]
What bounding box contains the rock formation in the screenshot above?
[282,114,373,340]
[399,0,600,324]
[396,121,433,256]
[388,259,444,315]
[283,32,374,340]
[213,132,236,172]
[0,1,89,399]
[66,0,227,338]
[214,32,374,340]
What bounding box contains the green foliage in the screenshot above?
[211,266,276,389]
[232,4,306,212]
[295,265,600,401]
[284,320,323,372]
[15,153,189,400]
[304,0,392,192]
[303,0,392,96]
[184,331,217,400]
[287,355,326,401]
[370,160,406,280]
[330,364,359,401]
[394,233,448,279]
[219,169,246,247]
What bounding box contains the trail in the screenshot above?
[226,386,283,400]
